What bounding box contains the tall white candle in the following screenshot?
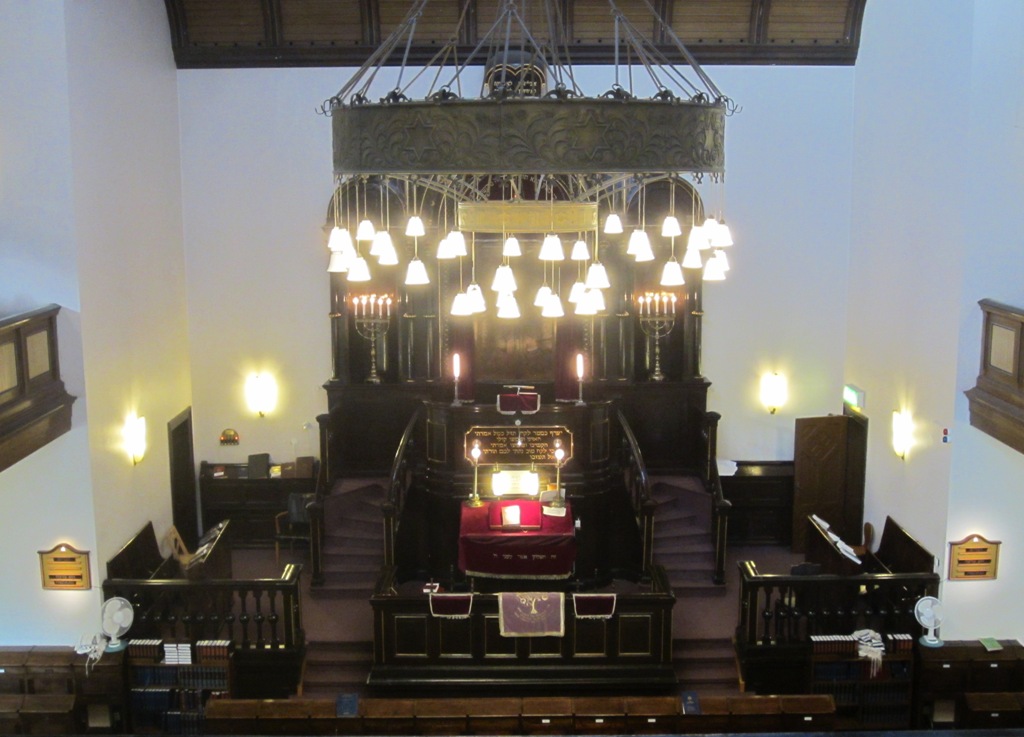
[576,353,584,380]
[453,353,461,380]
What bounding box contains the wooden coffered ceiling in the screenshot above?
[163,0,868,69]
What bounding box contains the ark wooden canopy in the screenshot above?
[163,0,868,69]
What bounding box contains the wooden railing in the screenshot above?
[383,406,422,567]
[702,410,731,585]
[617,409,656,574]
[735,560,940,648]
[102,564,304,651]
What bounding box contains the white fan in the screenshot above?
[100,597,134,652]
[914,595,945,648]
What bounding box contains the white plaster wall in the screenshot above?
[0,1,98,645]
[64,1,191,563]
[177,69,339,470]
[846,1,970,563]
[701,66,854,461]
[942,0,1024,640]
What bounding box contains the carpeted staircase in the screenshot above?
[313,481,387,598]
[301,641,374,699]
[649,477,724,597]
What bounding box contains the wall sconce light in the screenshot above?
[245,373,278,417]
[760,372,788,414]
[892,408,914,459]
[122,413,147,465]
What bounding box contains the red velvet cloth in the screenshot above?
[459,502,576,578]
[497,392,540,413]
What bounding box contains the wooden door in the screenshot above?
[792,412,867,553]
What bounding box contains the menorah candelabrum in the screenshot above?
[637,292,677,382]
[353,294,392,384]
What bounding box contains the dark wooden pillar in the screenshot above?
[329,271,350,383]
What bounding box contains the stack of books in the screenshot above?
[163,642,192,665]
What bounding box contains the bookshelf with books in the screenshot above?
[199,457,317,546]
[126,640,232,735]
[809,633,914,730]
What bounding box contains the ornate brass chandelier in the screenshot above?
[322,0,735,319]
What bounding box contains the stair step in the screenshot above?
[672,582,728,598]
[306,641,373,660]
[653,539,714,553]
[310,583,377,599]
[325,524,381,542]
[654,507,701,524]
[655,554,715,570]
[323,553,384,568]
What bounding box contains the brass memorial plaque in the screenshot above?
[465,425,572,465]
[39,543,91,590]
[948,534,1000,580]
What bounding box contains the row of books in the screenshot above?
[885,633,914,652]
[129,639,233,665]
[196,639,232,663]
[131,664,230,690]
[810,635,861,654]
[127,639,164,662]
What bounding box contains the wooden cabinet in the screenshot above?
[792,411,867,553]
[199,461,316,546]
[915,639,1023,727]
[720,461,794,544]
[0,646,125,734]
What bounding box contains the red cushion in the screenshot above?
[488,499,543,530]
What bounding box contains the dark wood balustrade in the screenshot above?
[702,411,730,585]
[102,564,304,651]
[736,560,939,648]
[617,409,656,575]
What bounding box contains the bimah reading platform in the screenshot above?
[736,514,939,698]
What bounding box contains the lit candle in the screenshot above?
[360,295,368,317]
[386,296,392,318]
[453,353,461,380]
[576,353,584,381]
[352,296,359,315]
[654,293,661,315]
[671,294,677,313]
